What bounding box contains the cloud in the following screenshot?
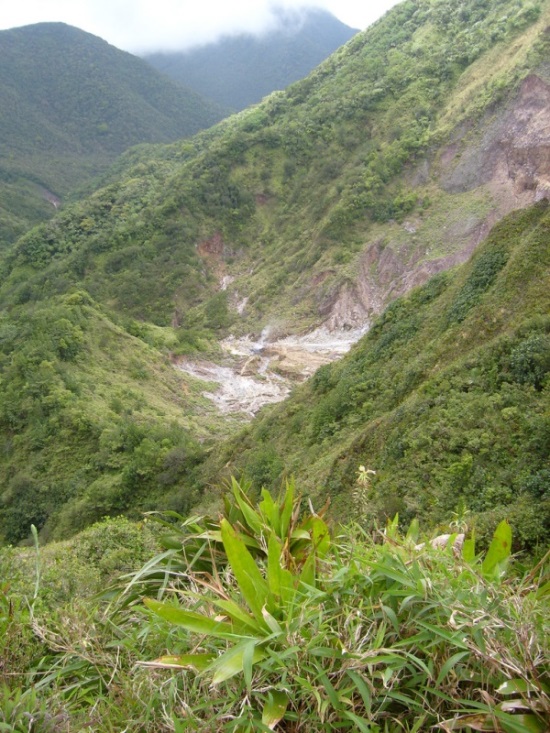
[0,1,400,54]
[101,1,329,53]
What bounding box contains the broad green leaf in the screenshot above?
[261,606,283,635]
[142,653,215,671]
[280,480,295,539]
[406,517,420,543]
[232,478,263,535]
[209,598,260,633]
[494,712,547,733]
[482,520,512,580]
[209,639,266,684]
[221,518,270,623]
[259,489,281,535]
[345,670,372,715]
[299,553,316,587]
[497,679,549,695]
[144,598,234,637]
[262,690,288,730]
[198,528,262,551]
[290,529,311,541]
[308,515,331,558]
[373,621,387,650]
[534,580,550,600]
[266,531,296,604]
[267,532,284,598]
[385,513,400,540]
[462,532,476,564]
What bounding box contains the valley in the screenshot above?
[177,326,366,415]
[1,1,549,730]
[0,0,548,549]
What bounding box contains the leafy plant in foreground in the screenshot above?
[142,484,549,732]
[114,478,329,608]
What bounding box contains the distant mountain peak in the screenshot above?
[144,8,357,111]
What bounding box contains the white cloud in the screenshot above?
[0,0,401,53]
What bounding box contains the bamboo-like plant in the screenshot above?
[114,478,329,607]
[141,485,549,732]
[143,480,331,728]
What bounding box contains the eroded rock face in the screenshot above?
[318,74,550,333]
[182,75,550,416]
[442,74,550,202]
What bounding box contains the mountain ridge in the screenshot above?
[0,0,548,546]
[144,7,358,111]
[0,22,226,246]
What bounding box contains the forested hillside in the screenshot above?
[0,22,226,246]
[205,202,550,552]
[145,7,357,110]
[1,2,549,728]
[0,0,548,547]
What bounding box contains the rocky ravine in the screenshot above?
[315,73,550,334]
[177,325,367,416]
[179,73,550,418]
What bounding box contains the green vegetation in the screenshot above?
[1,3,549,726]
[1,481,548,731]
[145,7,357,111]
[0,0,547,547]
[0,290,230,545]
[0,22,226,246]
[208,202,550,553]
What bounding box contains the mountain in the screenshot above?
[204,201,550,551]
[144,7,358,111]
[0,22,227,247]
[0,0,548,546]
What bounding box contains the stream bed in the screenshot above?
[176,325,369,417]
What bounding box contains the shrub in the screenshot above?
[141,483,550,732]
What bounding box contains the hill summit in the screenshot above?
[144,7,358,110]
[0,22,225,246]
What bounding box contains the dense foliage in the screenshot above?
[1,4,548,726]
[0,0,548,544]
[145,7,357,111]
[1,482,548,731]
[0,291,227,545]
[208,202,550,553]
[0,22,225,246]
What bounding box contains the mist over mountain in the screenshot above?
[0,0,548,551]
[1,2,549,726]
[0,22,226,247]
[144,6,358,110]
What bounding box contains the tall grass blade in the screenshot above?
[144,598,234,637]
[221,518,270,623]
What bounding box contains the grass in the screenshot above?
[1,480,548,732]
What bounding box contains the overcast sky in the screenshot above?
[0,1,402,53]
